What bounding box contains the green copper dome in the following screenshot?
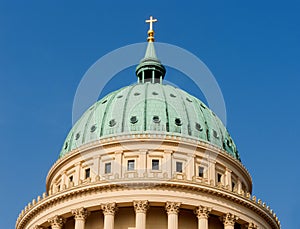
[60,82,240,160]
[60,37,240,161]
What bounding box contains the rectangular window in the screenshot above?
[176,161,183,173]
[198,166,204,177]
[127,160,135,171]
[152,159,159,170]
[232,182,236,191]
[105,162,111,174]
[217,173,222,183]
[69,176,73,182]
[85,168,90,179]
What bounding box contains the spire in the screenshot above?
[136,16,166,84]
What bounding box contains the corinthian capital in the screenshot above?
[72,207,90,220]
[133,200,149,213]
[47,215,66,228]
[165,202,181,215]
[247,222,258,229]
[221,213,239,226]
[194,205,212,219]
[101,202,118,216]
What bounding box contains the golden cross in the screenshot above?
[146,16,157,31]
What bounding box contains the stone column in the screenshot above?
[48,215,66,229]
[208,159,216,186]
[101,202,117,229]
[221,213,239,229]
[133,200,149,229]
[194,206,212,229]
[225,168,232,190]
[72,207,90,229]
[165,202,181,229]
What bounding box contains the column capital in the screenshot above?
[133,200,149,213]
[101,202,118,216]
[72,207,90,220]
[165,202,181,215]
[220,213,239,226]
[47,215,66,228]
[194,205,212,219]
[246,222,258,229]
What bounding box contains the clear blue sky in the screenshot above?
[1,1,299,228]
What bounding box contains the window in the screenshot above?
[105,162,111,174]
[85,168,90,179]
[152,159,159,170]
[176,162,183,173]
[232,182,236,191]
[217,173,222,183]
[69,176,73,182]
[127,160,135,171]
[198,166,204,177]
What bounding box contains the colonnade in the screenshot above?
[34,202,257,229]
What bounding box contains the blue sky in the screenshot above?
[1,1,299,228]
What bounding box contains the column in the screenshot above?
[194,205,211,229]
[165,202,181,229]
[133,200,149,229]
[225,168,232,190]
[48,215,66,229]
[101,202,117,229]
[237,178,242,194]
[208,159,216,186]
[72,207,90,229]
[221,213,239,229]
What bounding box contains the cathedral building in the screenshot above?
[16,17,280,229]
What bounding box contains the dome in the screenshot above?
[60,83,240,160]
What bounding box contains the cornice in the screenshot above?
[16,179,279,229]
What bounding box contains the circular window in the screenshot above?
[152,116,160,123]
[170,93,176,98]
[90,125,97,132]
[75,133,80,140]
[186,97,193,102]
[109,119,116,127]
[117,95,123,99]
[213,130,219,139]
[102,100,107,104]
[130,116,138,124]
[134,92,140,96]
[175,118,182,126]
[195,123,203,131]
[227,139,232,147]
[152,92,158,95]
[64,142,68,150]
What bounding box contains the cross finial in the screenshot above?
[145,16,157,42]
[146,16,157,31]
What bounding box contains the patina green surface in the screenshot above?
[60,82,240,160]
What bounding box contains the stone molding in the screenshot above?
[221,213,239,226]
[165,201,181,215]
[71,207,90,220]
[16,182,279,229]
[101,202,118,216]
[194,205,212,219]
[133,200,149,213]
[47,215,66,228]
[33,226,44,229]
